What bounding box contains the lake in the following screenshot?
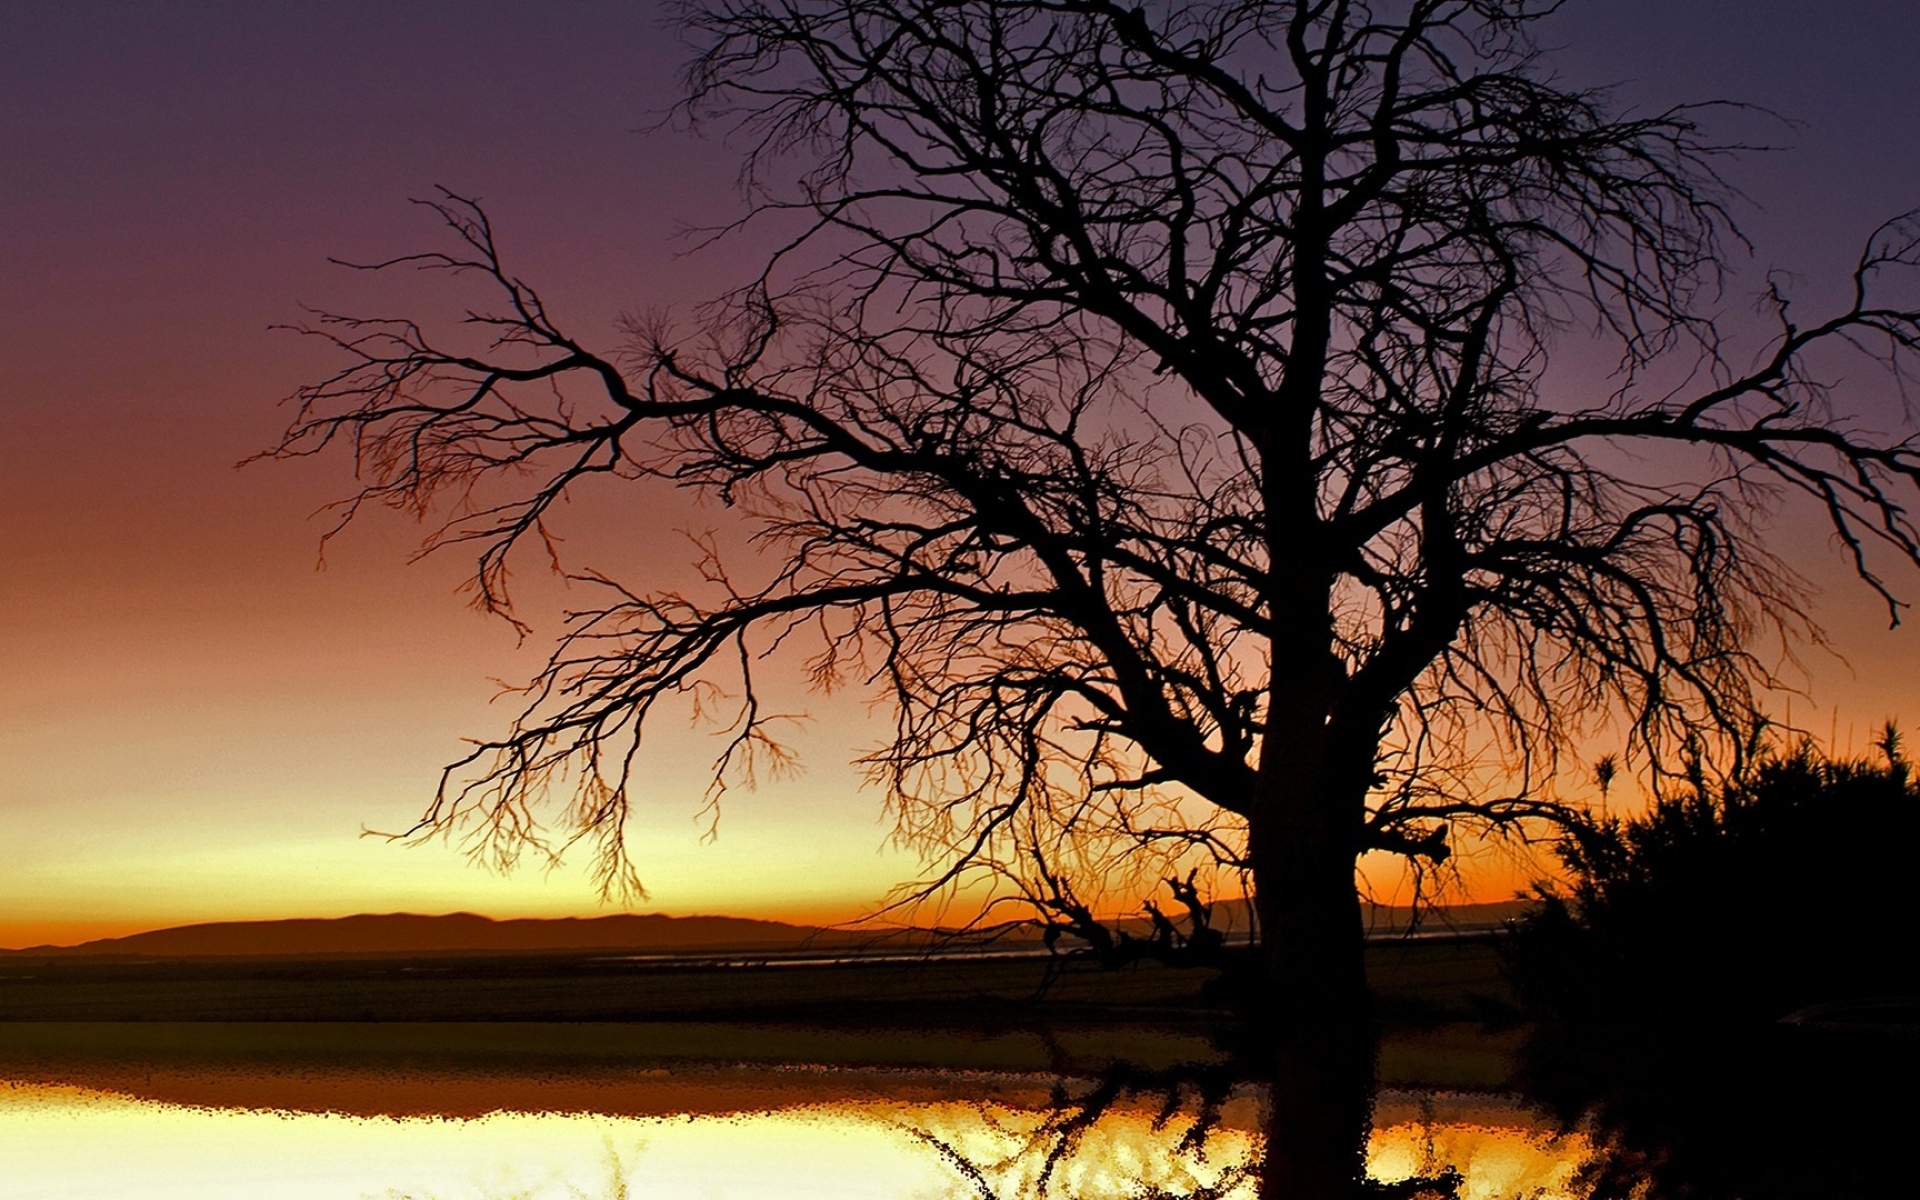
[0,1055,1595,1199]
[7,1017,1906,1199]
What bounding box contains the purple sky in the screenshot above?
[4,1,1918,943]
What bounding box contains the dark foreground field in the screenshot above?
[0,936,1519,1086]
[0,935,1509,1022]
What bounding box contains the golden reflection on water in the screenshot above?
[1369,1093,1595,1200]
[0,1076,1594,1199]
[900,1099,1265,1199]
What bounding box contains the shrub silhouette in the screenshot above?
[1505,735,1920,1024]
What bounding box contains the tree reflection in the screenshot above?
[1519,1020,1920,1200]
[348,1025,1903,1200]
[900,1032,1490,1200]
[346,1056,1621,1200]
[904,1060,1259,1199]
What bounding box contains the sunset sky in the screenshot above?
[6,1,1920,947]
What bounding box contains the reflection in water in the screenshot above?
[1516,1021,1919,1200]
[0,1079,955,1199]
[898,1064,1596,1200]
[0,1068,1599,1200]
[900,1067,1263,1199]
[1368,1094,1594,1200]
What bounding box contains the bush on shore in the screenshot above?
[1503,733,1920,1024]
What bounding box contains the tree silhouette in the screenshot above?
[267,0,1920,1031]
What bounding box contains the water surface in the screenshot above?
[0,1061,1593,1199]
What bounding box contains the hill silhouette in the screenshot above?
[0,912,858,960]
[0,900,1529,961]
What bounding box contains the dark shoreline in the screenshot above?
[0,934,1510,1025]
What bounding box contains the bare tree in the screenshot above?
[265,0,1920,1030]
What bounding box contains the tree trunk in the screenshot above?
[1249,804,1370,1027]
[1246,748,1379,1196]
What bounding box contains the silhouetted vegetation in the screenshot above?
[1505,731,1920,1025]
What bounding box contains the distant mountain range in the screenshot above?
[0,900,1531,960]
[0,912,859,960]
